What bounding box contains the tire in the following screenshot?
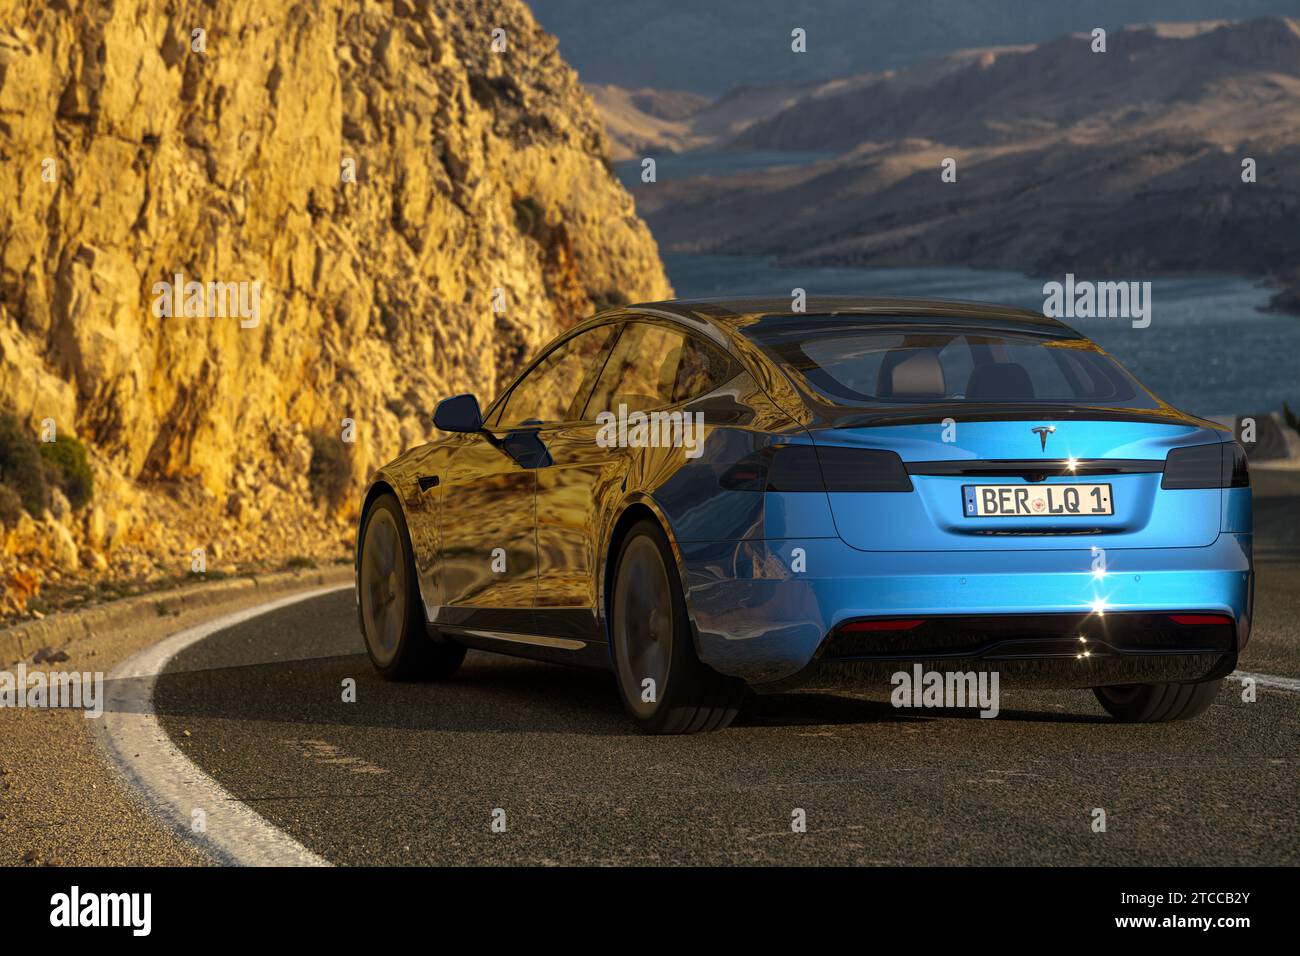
[358,492,465,681]
[609,519,746,734]
[1093,678,1222,722]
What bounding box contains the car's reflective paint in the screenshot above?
[357,297,1251,691]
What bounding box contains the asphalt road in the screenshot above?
[153,565,1300,866]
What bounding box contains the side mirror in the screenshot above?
[433,394,483,433]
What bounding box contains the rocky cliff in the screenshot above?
[0,0,671,617]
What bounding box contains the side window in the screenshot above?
[496,325,617,427]
[672,336,742,403]
[584,322,689,416]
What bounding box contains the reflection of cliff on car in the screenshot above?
[354,297,1252,734]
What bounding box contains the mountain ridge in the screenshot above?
[629,18,1300,307]
[528,0,1300,94]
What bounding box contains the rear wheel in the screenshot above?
[1093,678,1222,722]
[610,519,746,734]
[358,493,465,680]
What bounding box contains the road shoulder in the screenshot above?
[0,568,351,867]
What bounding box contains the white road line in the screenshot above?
[93,585,352,867]
[1229,670,1300,693]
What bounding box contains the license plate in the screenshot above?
[963,483,1114,517]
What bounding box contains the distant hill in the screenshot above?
[528,0,1300,94]
[588,45,1028,159]
[631,18,1300,308]
[588,79,838,159]
[730,19,1297,152]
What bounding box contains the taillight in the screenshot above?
[716,461,767,490]
[720,444,913,493]
[1161,441,1248,489]
[839,618,924,632]
[765,445,824,491]
[1169,614,1232,626]
[813,446,914,492]
[1223,440,1249,487]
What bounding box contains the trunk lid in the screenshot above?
[813,418,1224,551]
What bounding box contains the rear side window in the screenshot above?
[584,323,740,415]
[672,336,742,403]
[584,322,688,415]
[744,319,1159,409]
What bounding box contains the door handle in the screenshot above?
[417,474,439,491]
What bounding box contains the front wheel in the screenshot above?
[1093,678,1222,722]
[609,519,746,734]
[358,493,465,681]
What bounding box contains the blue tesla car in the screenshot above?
[355,297,1252,733]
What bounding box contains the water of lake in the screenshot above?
[664,253,1299,419]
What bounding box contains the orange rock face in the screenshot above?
[0,0,670,612]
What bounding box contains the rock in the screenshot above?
[48,487,71,522]
[45,520,79,571]
[3,569,40,613]
[85,506,107,548]
[79,549,108,572]
[1267,285,1300,314]
[287,434,314,477]
[1266,268,1300,316]
[0,0,670,585]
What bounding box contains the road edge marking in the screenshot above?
[93,585,352,867]
[1229,670,1300,693]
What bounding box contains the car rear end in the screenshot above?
[680,311,1251,694]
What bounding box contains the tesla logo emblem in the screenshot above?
[1031,425,1056,451]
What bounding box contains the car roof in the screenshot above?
[628,295,1079,339]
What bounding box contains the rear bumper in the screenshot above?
[759,612,1237,692]
[679,532,1252,686]
[763,655,1237,693]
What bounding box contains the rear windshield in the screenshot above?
[743,319,1159,409]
